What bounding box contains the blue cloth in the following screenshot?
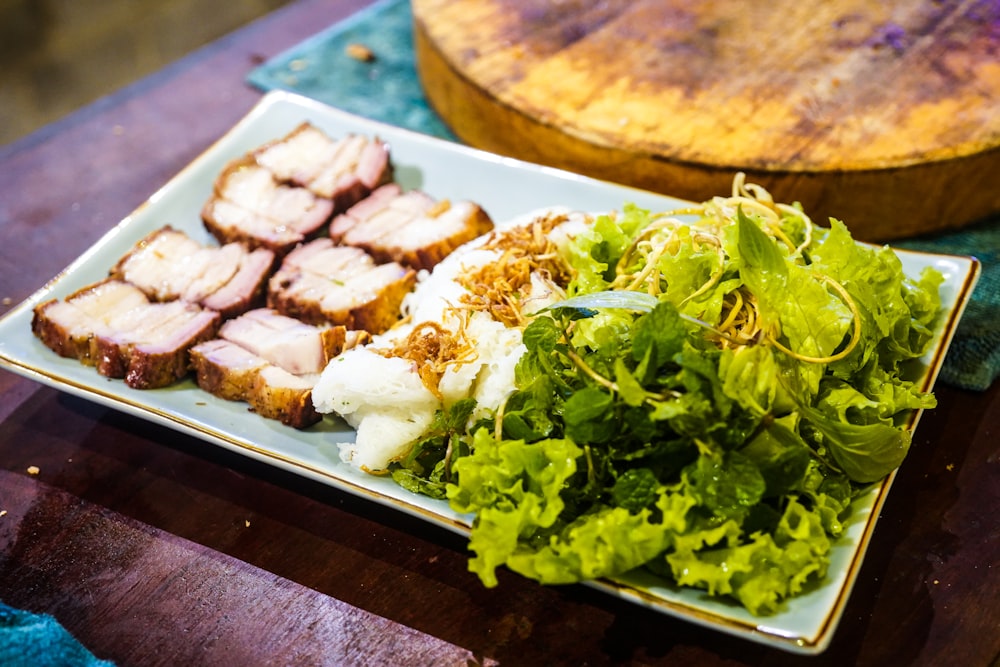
[248,0,999,392]
[894,219,1000,392]
[0,602,114,667]
[247,0,454,140]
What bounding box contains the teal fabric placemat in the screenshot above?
[248,0,999,392]
[895,221,999,392]
[1,601,114,667]
[247,0,453,140]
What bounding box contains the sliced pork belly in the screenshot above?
[218,308,351,375]
[201,157,334,256]
[32,279,150,364]
[329,185,493,271]
[267,239,416,332]
[189,340,321,428]
[382,200,493,271]
[94,300,219,389]
[273,238,373,280]
[314,263,417,333]
[189,309,369,428]
[32,279,219,389]
[188,339,268,401]
[199,247,275,317]
[330,186,436,246]
[253,122,393,210]
[327,182,406,240]
[110,226,274,319]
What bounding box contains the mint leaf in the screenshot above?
[632,302,686,374]
[684,450,767,520]
[564,387,617,443]
[611,468,660,511]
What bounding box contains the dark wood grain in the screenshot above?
[0,470,478,666]
[1,1,998,665]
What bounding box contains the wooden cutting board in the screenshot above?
[412,0,1000,241]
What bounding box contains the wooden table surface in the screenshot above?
[1,1,997,665]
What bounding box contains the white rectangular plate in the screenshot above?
[0,91,980,654]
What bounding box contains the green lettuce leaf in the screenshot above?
[448,430,583,587]
[799,403,911,483]
[666,498,831,615]
[506,504,675,584]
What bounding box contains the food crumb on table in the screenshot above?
[346,42,375,62]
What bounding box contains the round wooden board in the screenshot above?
[413,0,1000,241]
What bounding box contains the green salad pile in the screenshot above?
[391,178,943,615]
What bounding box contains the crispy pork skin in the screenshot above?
[32,279,219,389]
[189,339,268,401]
[190,339,319,428]
[201,156,334,256]
[329,185,493,271]
[188,340,320,428]
[254,122,393,210]
[267,239,416,332]
[110,226,275,319]
[247,366,321,428]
